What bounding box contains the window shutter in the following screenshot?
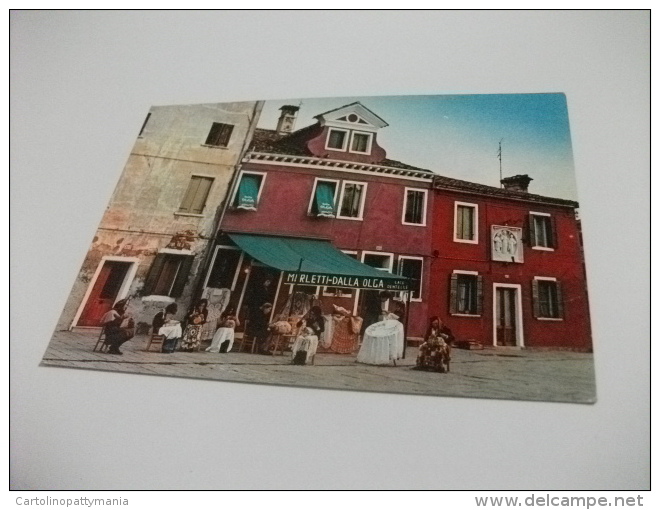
[179,177,201,213]
[449,274,458,314]
[143,254,166,295]
[170,256,194,298]
[191,177,213,214]
[550,215,559,249]
[532,279,540,318]
[527,214,536,247]
[476,275,483,315]
[555,281,564,318]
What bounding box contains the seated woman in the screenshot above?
[206,307,240,353]
[101,300,134,355]
[416,316,452,372]
[180,299,209,352]
[156,303,181,353]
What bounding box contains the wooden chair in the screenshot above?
[93,326,109,352]
[271,316,301,356]
[237,320,259,353]
[145,332,165,352]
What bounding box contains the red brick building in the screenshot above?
[201,102,592,349]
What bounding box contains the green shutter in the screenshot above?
[170,256,194,298]
[235,175,260,210]
[449,274,458,315]
[191,177,213,214]
[179,177,201,213]
[143,254,166,295]
[314,181,336,217]
[476,275,483,315]
[532,279,540,318]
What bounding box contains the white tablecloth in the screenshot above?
[291,334,319,364]
[356,320,404,365]
[206,327,235,353]
[159,323,182,340]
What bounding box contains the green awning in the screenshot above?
[314,181,336,217]
[235,174,260,210]
[228,233,410,291]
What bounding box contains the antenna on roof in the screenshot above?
[497,139,504,188]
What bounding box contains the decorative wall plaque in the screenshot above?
[491,225,523,263]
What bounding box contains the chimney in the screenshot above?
[501,174,533,193]
[276,105,300,135]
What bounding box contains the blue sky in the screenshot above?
[257,94,578,201]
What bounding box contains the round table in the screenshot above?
[356,319,405,365]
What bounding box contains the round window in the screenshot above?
[347,114,359,123]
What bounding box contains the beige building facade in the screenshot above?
[56,101,264,332]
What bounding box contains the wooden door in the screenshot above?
[496,287,517,346]
[78,261,131,327]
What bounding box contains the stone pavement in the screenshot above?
[40,330,597,403]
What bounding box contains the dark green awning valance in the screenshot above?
[228,233,410,291]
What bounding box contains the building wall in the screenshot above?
[218,161,434,337]
[56,101,263,331]
[428,188,592,350]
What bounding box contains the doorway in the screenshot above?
[77,260,133,327]
[493,284,523,347]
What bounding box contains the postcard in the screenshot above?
[41,94,596,403]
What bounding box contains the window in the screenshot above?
[337,181,367,220]
[178,176,214,214]
[232,172,265,211]
[529,212,556,250]
[454,202,478,243]
[287,284,320,296]
[143,253,193,297]
[402,188,428,226]
[362,252,393,272]
[309,179,338,217]
[398,256,423,301]
[324,251,358,297]
[204,122,234,147]
[449,271,483,315]
[349,131,372,154]
[326,128,348,151]
[533,278,563,319]
[204,247,243,291]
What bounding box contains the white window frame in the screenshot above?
[229,170,267,210]
[354,251,394,316]
[533,276,563,321]
[336,180,368,221]
[325,128,350,152]
[453,201,479,244]
[202,245,244,292]
[398,255,424,302]
[307,177,340,216]
[323,250,358,297]
[286,283,320,296]
[492,283,524,348]
[348,130,373,155]
[401,187,428,226]
[530,211,555,251]
[451,270,480,317]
